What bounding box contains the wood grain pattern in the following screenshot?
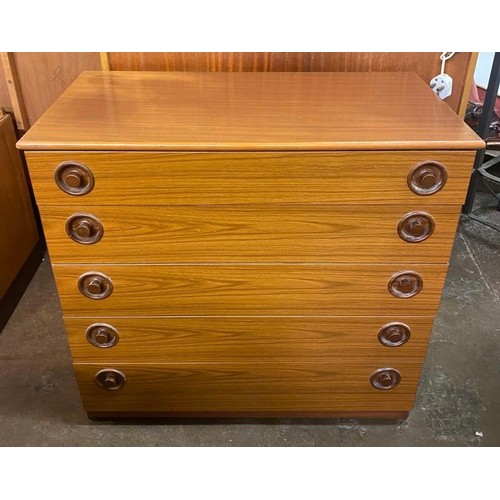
[41,205,462,264]
[107,52,474,114]
[458,52,478,118]
[0,61,12,112]
[0,53,28,130]
[15,66,476,418]
[12,52,102,126]
[100,53,110,71]
[0,114,39,298]
[52,264,449,317]
[87,410,409,419]
[66,316,434,363]
[74,360,424,412]
[25,151,476,206]
[17,72,482,151]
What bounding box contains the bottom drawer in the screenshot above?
[75,360,424,414]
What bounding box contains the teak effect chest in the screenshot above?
[17,71,483,419]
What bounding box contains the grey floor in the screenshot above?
[1,206,500,446]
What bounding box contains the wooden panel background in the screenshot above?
[12,52,102,126]
[106,52,475,114]
[0,62,12,113]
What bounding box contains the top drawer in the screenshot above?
[25,151,474,206]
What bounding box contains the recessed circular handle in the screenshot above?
[95,369,126,390]
[397,211,435,243]
[370,368,401,390]
[388,271,423,298]
[408,161,447,196]
[78,272,113,300]
[54,161,95,196]
[378,322,411,347]
[86,323,119,348]
[66,213,103,245]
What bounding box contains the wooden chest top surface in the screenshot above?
[17,71,482,152]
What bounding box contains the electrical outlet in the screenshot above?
[430,74,453,100]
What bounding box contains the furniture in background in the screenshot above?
[0,109,41,331]
[17,71,482,418]
[463,52,500,230]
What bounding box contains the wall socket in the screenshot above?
[430,74,453,100]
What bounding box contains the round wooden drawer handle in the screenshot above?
[370,368,401,390]
[397,211,435,243]
[86,323,119,348]
[388,271,423,298]
[54,161,95,195]
[407,161,447,196]
[66,213,103,244]
[78,272,113,300]
[378,322,411,347]
[96,369,126,391]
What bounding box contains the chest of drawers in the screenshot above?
[17,71,482,419]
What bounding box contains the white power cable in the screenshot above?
[440,52,456,76]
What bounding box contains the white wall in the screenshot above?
[474,52,499,96]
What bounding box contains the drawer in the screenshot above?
[66,316,434,363]
[74,360,424,413]
[26,151,474,206]
[53,264,448,316]
[42,205,460,264]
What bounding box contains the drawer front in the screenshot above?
[42,205,460,264]
[53,264,448,316]
[66,316,434,363]
[74,360,423,412]
[26,151,474,206]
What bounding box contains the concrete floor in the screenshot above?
[1,209,500,446]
